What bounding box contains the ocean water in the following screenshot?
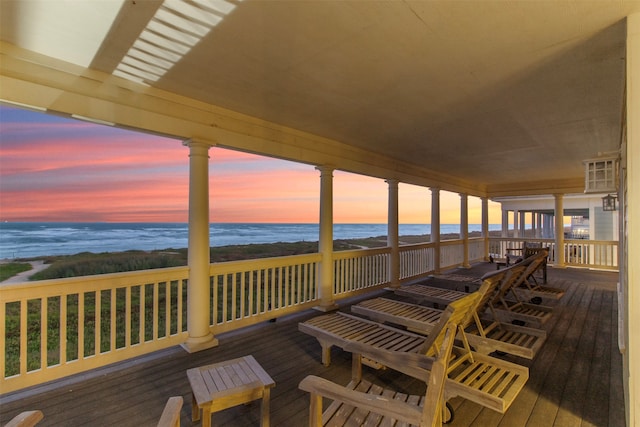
[0,222,501,259]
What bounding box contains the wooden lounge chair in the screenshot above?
[397,255,554,328]
[511,248,565,304]
[4,411,43,427]
[157,396,183,427]
[507,242,549,284]
[485,266,554,328]
[299,292,529,415]
[299,322,456,426]
[353,267,546,359]
[394,251,539,307]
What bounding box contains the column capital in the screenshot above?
[385,178,399,188]
[182,138,215,149]
[315,165,334,175]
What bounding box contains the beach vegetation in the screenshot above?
[0,262,32,282]
[21,239,370,281]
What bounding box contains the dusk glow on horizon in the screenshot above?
[0,105,500,224]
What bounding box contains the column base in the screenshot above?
[313,303,339,313]
[181,333,219,353]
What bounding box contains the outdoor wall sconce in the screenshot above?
[602,194,617,211]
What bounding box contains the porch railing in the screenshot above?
[0,267,190,394]
[8,235,601,393]
[399,242,434,280]
[209,253,321,334]
[333,247,390,297]
[488,237,619,270]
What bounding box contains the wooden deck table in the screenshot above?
[186,355,275,427]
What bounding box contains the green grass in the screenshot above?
[0,262,32,282]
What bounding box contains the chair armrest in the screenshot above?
[157,396,183,427]
[299,376,423,425]
[4,411,44,427]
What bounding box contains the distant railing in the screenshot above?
[489,237,619,270]
[563,239,619,269]
[209,253,321,333]
[440,240,464,270]
[399,242,435,280]
[468,237,486,264]
[333,247,390,296]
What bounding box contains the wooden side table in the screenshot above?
[187,355,275,427]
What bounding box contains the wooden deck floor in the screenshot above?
[0,264,624,427]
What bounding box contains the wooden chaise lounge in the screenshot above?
[397,255,554,328]
[352,268,546,359]
[299,292,529,415]
[299,322,456,426]
[429,249,564,305]
[511,248,565,304]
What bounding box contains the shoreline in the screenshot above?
[0,231,495,282]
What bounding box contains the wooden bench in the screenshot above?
[299,323,456,426]
[299,292,529,415]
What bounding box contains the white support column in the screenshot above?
[316,166,338,311]
[544,214,553,238]
[460,193,470,268]
[513,209,520,238]
[430,187,441,273]
[520,211,526,237]
[482,197,490,261]
[625,13,640,427]
[387,179,400,288]
[181,140,217,353]
[554,194,566,268]
[502,208,509,237]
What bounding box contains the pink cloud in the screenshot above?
[1,107,501,224]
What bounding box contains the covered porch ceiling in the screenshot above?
[1,0,638,197]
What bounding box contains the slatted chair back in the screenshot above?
[488,256,540,311]
[519,248,550,289]
[419,291,482,359]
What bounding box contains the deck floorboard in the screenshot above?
[0,264,623,427]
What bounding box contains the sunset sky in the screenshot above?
[0,105,500,224]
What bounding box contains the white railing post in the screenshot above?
[182,140,218,353]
